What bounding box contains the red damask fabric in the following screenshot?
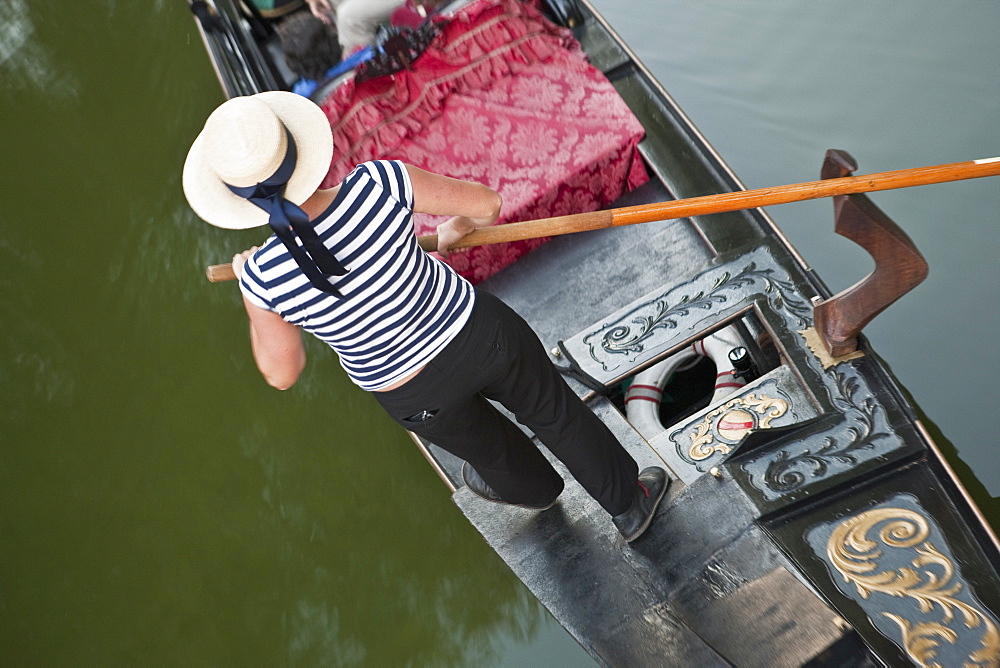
[318,0,649,283]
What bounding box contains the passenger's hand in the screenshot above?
[305,0,335,25]
[232,246,259,281]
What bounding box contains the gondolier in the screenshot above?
[182,91,669,542]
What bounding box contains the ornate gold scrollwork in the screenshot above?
[826,507,1000,667]
[686,394,788,461]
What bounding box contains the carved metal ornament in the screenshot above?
[578,251,811,374]
[682,394,789,462]
[818,501,999,667]
[742,365,896,499]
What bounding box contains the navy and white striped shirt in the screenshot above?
[240,160,475,390]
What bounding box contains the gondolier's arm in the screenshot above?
[233,248,307,390]
[405,163,502,257]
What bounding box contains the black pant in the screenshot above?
[374,289,637,516]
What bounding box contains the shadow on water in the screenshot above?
[901,387,1000,529]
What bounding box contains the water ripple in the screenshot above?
[0,0,78,98]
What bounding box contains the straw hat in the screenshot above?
[183,91,334,230]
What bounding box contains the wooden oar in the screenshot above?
[205,156,1000,282]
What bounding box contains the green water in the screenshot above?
[1,0,996,664]
[0,1,584,664]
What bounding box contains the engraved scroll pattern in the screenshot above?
[760,370,888,493]
[582,260,811,370]
[826,507,999,667]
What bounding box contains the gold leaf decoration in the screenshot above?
[685,393,789,461]
[827,507,999,667]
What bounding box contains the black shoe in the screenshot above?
[612,467,669,543]
[461,462,559,511]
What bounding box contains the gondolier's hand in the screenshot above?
[231,246,259,282]
[436,216,489,258]
[435,216,473,257]
[305,0,335,25]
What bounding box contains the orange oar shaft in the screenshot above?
[205,157,1000,283]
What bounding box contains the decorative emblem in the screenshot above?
[821,503,999,666]
[682,394,789,462]
[717,409,755,441]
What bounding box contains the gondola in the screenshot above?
[187,0,1000,664]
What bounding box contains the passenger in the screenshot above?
[182,92,670,543]
[275,12,343,98]
[304,0,406,54]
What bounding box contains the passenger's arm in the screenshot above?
[404,163,502,257]
[305,0,335,25]
[233,249,307,390]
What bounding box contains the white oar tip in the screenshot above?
[973,157,1000,164]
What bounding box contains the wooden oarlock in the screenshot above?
[805,150,931,361]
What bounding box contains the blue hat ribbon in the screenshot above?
[226,130,346,296]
